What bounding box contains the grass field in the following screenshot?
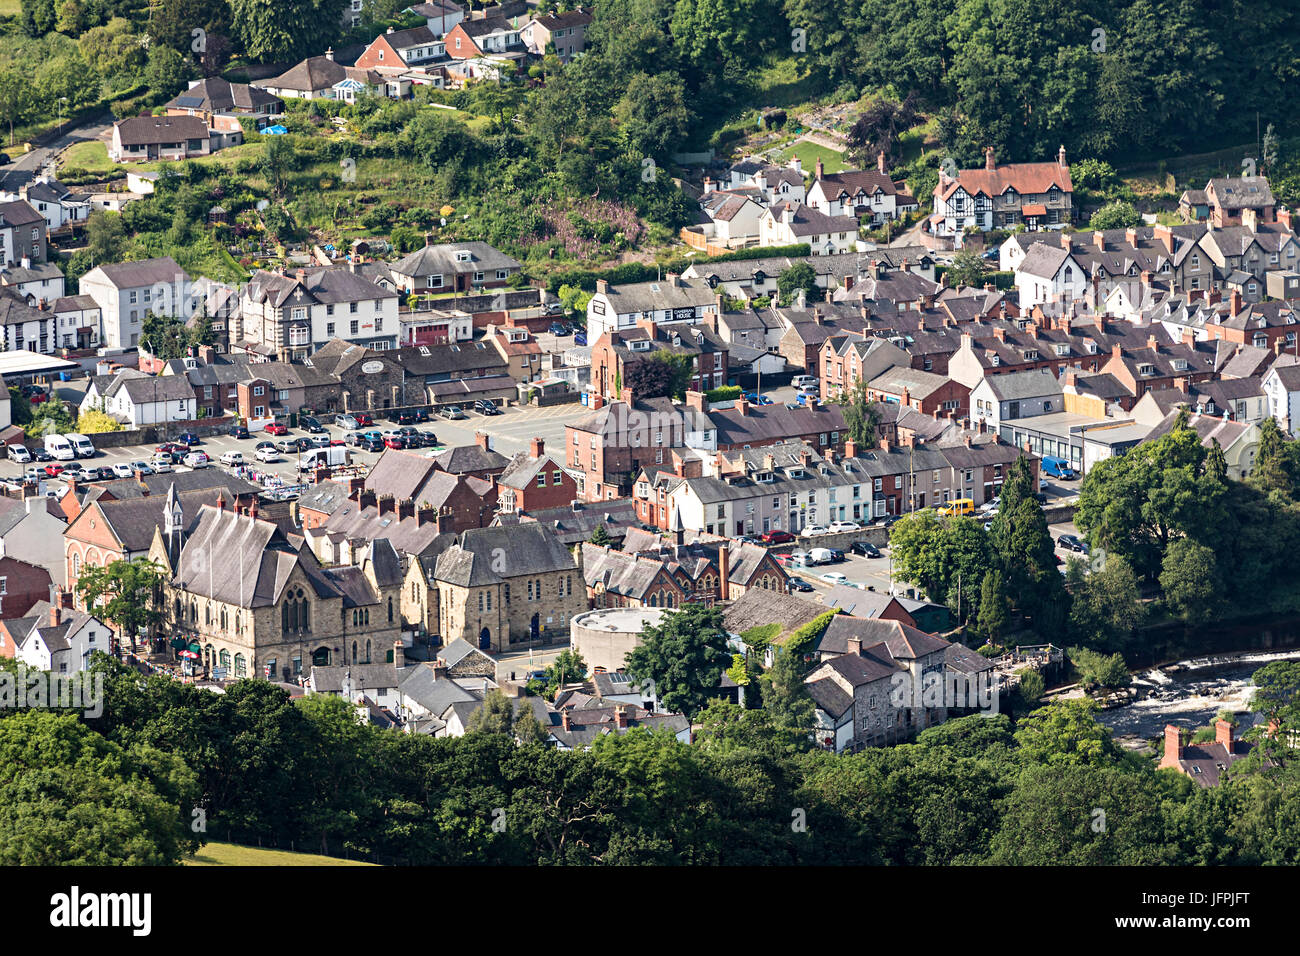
[185,842,375,866]
[0,0,21,16]
[776,140,847,174]
[59,140,119,175]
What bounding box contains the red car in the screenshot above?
[329,439,345,446]
[29,392,47,405]
[761,529,796,545]
[354,413,373,427]
[43,464,65,477]
[383,436,405,449]
[156,442,186,455]
[264,422,289,436]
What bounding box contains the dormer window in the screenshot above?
[1138,363,1156,376]
[990,355,1001,367]
[1054,343,1069,356]
[1087,341,1098,354]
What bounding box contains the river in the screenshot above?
[1096,648,1300,743]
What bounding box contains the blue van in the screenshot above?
[1041,456,1077,480]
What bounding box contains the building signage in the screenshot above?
[361,361,384,374]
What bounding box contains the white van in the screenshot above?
[808,547,835,565]
[43,435,75,461]
[792,375,819,390]
[66,433,95,458]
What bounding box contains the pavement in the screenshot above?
[1,114,114,193]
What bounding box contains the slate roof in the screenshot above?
[0,199,46,227]
[805,677,854,719]
[1207,177,1275,211]
[88,257,186,290]
[979,367,1064,401]
[513,499,638,546]
[766,201,859,237]
[594,276,716,315]
[722,587,826,637]
[172,506,323,608]
[243,267,396,310]
[937,156,1073,201]
[818,615,950,659]
[261,56,381,94]
[708,401,848,447]
[115,115,209,146]
[166,77,282,113]
[430,443,511,475]
[391,241,521,279]
[309,662,403,693]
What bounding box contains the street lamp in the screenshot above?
[57,96,67,134]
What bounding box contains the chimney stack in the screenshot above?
[877,150,887,174]
[847,636,862,656]
[431,657,449,681]
[393,640,405,668]
[49,604,61,627]
[815,158,824,179]
[561,709,573,731]
[475,431,490,450]
[1216,718,1235,754]
[1230,290,1243,316]
[1159,724,1184,770]
[1153,223,1174,253]
[530,436,544,459]
[615,706,628,729]
[984,147,995,170]
[844,439,857,458]
[719,544,730,601]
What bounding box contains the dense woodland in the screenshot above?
[5,655,1300,865]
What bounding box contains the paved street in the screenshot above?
[1,115,113,193]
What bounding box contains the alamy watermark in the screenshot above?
[0,668,103,718]
[889,670,999,716]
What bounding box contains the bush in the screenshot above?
[783,610,839,658]
[705,385,742,402]
[76,409,123,434]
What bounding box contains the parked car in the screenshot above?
[439,405,466,420]
[761,529,796,545]
[573,333,587,346]
[827,549,847,563]
[789,551,813,567]
[110,462,134,478]
[1057,533,1088,553]
[474,400,500,416]
[827,520,859,534]
[6,444,30,463]
[392,410,417,425]
[735,535,762,545]
[274,439,299,454]
[796,392,821,407]
[820,571,849,586]
[175,432,201,446]
[978,496,1001,514]
[361,437,385,453]
[156,442,187,457]
[791,375,819,390]
[23,467,43,482]
[344,431,366,447]
[1041,456,1077,480]
[230,425,250,440]
[851,541,882,558]
[308,435,331,449]
[383,435,406,450]
[787,577,814,593]
[255,446,280,463]
[1033,491,1049,504]
[414,431,438,447]
[0,153,10,166]
[301,416,324,433]
[83,466,114,481]
[803,525,830,536]
[183,452,210,468]
[149,457,174,474]
[549,322,571,336]
[808,547,835,565]
[219,452,245,467]
[31,448,52,462]
[981,248,1000,260]
[742,392,774,405]
[876,514,902,528]
[354,413,374,427]
[264,422,289,436]
[336,414,361,431]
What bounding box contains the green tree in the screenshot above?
[231,0,348,63]
[144,45,195,100]
[84,210,128,266]
[945,248,992,289]
[760,643,814,737]
[1089,199,1142,231]
[626,602,731,721]
[541,649,586,700]
[837,379,881,446]
[1159,537,1221,626]
[613,71,691,162]
[0,710,199,866]
[1012,699,1124,768]
[776,261,821,306]
[976,569,1009,640]
[1067,551,1145,651]
[1068,646,1130,691]
[74,557,165,651]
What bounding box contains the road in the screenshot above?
[1,114,114,192]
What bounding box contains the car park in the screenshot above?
[336,414,360,431]
[175,433,201,446]
[787,577,814,592]
[850,541,882,558]
[301,416,323,433]
[264,422,288,436]
[474,400,500,416]
[6,444,30,463]
[439,405,466,420]
[760,529,796,545]
[230,425,250,440]
[220,452,245,467]
[183,452,210,468]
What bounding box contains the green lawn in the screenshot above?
[776,140,847,174]
[59,140,119,175]
[185,842,375,866]
[0,0,21,15]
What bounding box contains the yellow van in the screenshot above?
[936,498,975,517]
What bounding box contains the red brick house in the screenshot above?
[496,438,576,514]
[865,367,970,418]
[0,555,54,621]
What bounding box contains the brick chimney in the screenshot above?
[815,158,824,179]
[530,436,544,459]
[736,396,750,416]
[719,544,730,601]
[1158,724,1183,770]
[847,636,862,656]
[1093,231,1105,251]
[878,437,890,451]
[984,147,995,170]
[1215,718,1235,754]
[1230,290,1243,316]
[900,386,911,407]
[435,506,456,533]
[431,657,448,681]
[1125,227,1138,245]
[595,279,609,295]
[397,498,415,521]
[844,439,857,458]
[49,604,60,627]
[378,494,395,516]
[475,431,490,450]
[393,640,405,668]
[1279,206,1294,231]
[561,709,572,731]
[686,390,709,413]
[416,502,435,526]
[1146,333,1159,351]
[1153,223,1174,253]
[1111,343,1122,362]
[842,274,854,292]
[877,150,888,174]
[615,706,628,729]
